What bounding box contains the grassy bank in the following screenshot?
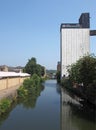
[0,74,45,115]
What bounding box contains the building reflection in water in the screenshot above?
[61,88,96,130]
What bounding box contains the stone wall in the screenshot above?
[0,76,30,91]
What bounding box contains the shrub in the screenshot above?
[17,74,43,98]
[56,71,61,83]
[0,99,11,115]
[17,86,28,98]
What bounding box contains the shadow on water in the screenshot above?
[61,88,96,130]
[68,101,96,122]
[56,84,61,95]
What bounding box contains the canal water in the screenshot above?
[0,80,96,130]
[61,88,96,130]
[0,80,60,130]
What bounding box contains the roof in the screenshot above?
[61,23,81,29]
[0,71,30,78]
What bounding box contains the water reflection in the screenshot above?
[0,80,60,130]
[61,88,96,130]
[56,84,61,95]
[0,100,17,126]
[0,85,44,126]
[0,80,96,130]
[17,85,45,109]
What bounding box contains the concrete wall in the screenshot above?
[0,79,7,90]
[0,77,30,91]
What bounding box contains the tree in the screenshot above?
[79,55,96,86]
[68,54,96,105]
[24,57,37,75]
[24,57,45,77]
[68,55,96,86]
[56,71,61,83]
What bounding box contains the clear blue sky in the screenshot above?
[0,0,96,69]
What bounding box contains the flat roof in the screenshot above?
[0,71,30,78]
[61,23,81,29]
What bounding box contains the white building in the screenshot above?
[60,13,90,77]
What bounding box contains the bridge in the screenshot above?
[90,30,96,36]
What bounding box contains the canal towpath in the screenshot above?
[0,84,21,100]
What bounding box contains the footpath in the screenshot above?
[0,84,21,100]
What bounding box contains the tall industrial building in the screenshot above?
[60,13,90,77]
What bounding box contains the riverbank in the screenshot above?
[60,77,96,110]
[0,84,21,100]
[0,80,60,130]
[0,74,45,115]
[61,87,96,130]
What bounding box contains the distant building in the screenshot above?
[0,65,8,72]
[8,66,24,73]
[0,65,24,73]
[60,13,90,77]
[57,61,61,72]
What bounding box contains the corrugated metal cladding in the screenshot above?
[60,28,90,77]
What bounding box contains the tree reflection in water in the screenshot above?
[61,88,96,130]
[0,100,17,126]
[17,85,45,109]
[0,85,45,126]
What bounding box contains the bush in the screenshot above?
[17,86,28,98]
[17,74,43,98]
[61,78,72,89]
[0,99,11,115]
[56,71,61,83]
[31,74,41,88]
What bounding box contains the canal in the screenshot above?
[0,80,60,130]
[61,88,96,130]
[0,80,96,130]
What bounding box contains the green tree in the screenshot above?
[68,55,96,86]
[17,74,44,108]
[67,54,96,105]
[24,57,37,75]
[24,57,45,77]
[79,55,96,86]
[36,64,42,77]
[41,66,45,76]
[56,71,61,83]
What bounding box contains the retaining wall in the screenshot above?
[0,77,29,91]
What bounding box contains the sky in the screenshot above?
[0,0,96,70]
